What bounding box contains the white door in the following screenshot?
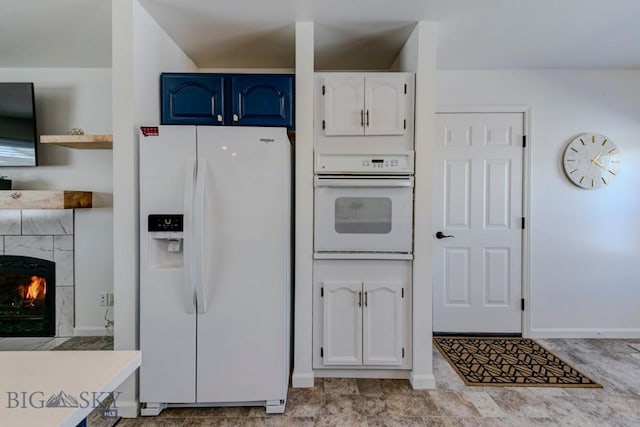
[195,127,289,402]
[363,282,404,366]
[139,126,197,404]
[365,76,408,136]
[433,113,524,333]
[321,76,365,136]
[322,281,362,366]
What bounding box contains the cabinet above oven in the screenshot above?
[314,72,415,153]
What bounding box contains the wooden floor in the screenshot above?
[115,339,640,427]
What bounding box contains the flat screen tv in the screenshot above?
[0,82,38,166]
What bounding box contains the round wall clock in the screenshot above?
[563,133,621,189]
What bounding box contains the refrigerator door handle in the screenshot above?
[194,159,209,314]
[182,160,197,314]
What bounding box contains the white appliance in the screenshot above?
[311,152,415,373]
[138,125,291,415]
[313,153,414,257]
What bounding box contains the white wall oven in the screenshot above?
[313,153,414,258]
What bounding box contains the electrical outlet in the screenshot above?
[98,291,109,306]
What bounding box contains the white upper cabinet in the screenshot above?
[315,73,414,151]
[322,77,365,136]
[364,77,408,136]
[321,73,413,136]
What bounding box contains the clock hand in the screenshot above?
[591,151,603,163]
[592,159,607,170]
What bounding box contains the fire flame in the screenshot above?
[20,276,46,302]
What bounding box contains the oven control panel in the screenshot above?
[315,153,414,174]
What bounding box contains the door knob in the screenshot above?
[435,231,455,239]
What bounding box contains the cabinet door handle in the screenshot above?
[233,113,239,122]
[364,291,368,307]
[217,114,223,123]
[360,110,364,127]
[366,110,370,127]
[358,291,362,307]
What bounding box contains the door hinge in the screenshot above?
[322,120,326,130]
[402,347,405,358]
[404,84,407,94]
[403,119,407,130]
[321,287,324,297]
[322,85,325,95]
[521,217,526,229]
[521,298,525,311]
[401,288,404,298]
[320,347,324,358]
[523,135,527,148]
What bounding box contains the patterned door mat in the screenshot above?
[434,337,602,387]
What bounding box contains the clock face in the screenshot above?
[563,133,621,189]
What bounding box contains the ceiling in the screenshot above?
[1,0,640,70]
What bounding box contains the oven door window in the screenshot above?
[334,197,392,234]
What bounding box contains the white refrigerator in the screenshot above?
[138,125,291,415]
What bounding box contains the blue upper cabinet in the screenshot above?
[230,75,294,128]
[161,73,294,128]
[161,74,224,125]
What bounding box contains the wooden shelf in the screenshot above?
[0,191,93,209]
[40,134,112,149]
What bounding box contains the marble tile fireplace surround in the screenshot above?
[0,210,74,337]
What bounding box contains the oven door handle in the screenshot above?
[314,177,414,188]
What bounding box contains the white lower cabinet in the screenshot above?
[322,281,363,365]
[313,260,412,370]
[363,282,404,365]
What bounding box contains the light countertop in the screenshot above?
[0,350,141,427]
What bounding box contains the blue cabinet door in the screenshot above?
[230,75,294,128]
[161,74,224,125]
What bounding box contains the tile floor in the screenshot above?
[114,338,640,427]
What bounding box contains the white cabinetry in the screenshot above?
[313,260,411,370]
[363,282,404,366]
[322,282,362,365]
[322,281,404,367]
[315,73,414,152]
[321,76,408,136]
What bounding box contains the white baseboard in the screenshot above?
[73,327,113,337]
[409,372,436,389]
[530,328,640,339]
[315,369,409,379]
[291,371,315,388]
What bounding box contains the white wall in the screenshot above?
[291,21,314,388]
[0,68,113,334]
[438,70,640,337]
[112,0,196,417]
[391,22,437,389]
[133,2,198,124]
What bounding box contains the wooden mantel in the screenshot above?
[40,134,112,149]
[0,191,92,209]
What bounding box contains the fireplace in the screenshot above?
[0,255,55,337]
